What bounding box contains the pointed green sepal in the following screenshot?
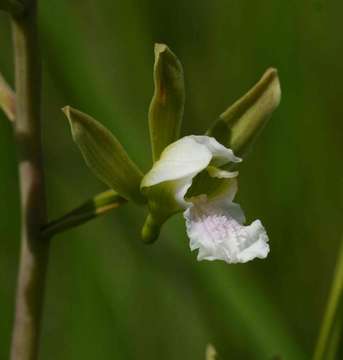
[149,43,185,161]
[207,68,281,157]
[63,106,145,204]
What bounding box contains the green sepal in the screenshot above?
[149,43,185,161]
[207,68,281,157]
[63,106,145,204]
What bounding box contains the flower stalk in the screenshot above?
[10,1,49,359]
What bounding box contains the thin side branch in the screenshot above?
[42,190,127,238]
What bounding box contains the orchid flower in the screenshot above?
[63,43,280,264]
[141,135,269,263]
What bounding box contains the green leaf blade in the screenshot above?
[149,43,185,161]
[63,106,145,204]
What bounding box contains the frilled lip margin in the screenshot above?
[184,194,269,264]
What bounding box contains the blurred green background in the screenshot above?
[1,1,342,359]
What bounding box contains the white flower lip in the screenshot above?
[184,195,269,264]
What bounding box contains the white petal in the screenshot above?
[171,175,194,208]
[142,135,241,188]
[184,195,269,264]
[207,166,238,179]
[189,135,242,166]
[141,136,212,188]
[141,135,241,221]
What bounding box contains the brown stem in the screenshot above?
[10,1,49,359]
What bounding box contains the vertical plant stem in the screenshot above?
[313,237,343,360]
[10,1,49,360]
